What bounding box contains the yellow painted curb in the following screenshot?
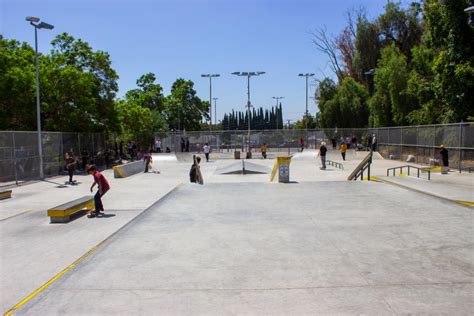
[453,200,474,207]
[112,165,125,178]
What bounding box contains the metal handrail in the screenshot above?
[386,165,431,180]
[327,160,344,169]
[348,150,373,181]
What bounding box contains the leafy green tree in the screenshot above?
[319,77,369,128]
[0,36,36,130]
[122,73,168,135]
[370,44,416,126]
[424,0,474,122]
[377,1,423,59]
[315,78,338,128]
[165,78,209,131]
[115,100,153,145]
[295,114,317,129]
[43,33,120,132]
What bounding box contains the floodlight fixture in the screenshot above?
[38,22,54,30]
[26,16,40,22]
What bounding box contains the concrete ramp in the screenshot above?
[152,153,178,162]
[217,161,271,175]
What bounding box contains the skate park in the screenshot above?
[3,0,474,312]
[1,145,473,315]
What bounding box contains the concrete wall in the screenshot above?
[113,160,145,178]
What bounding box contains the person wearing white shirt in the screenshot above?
[203,143,211,162]
[155,139,161,153]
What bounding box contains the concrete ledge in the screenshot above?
[0,190,12,200]
[47,196,95,223]
[113,161,146,178]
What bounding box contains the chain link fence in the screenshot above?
[0,131,115,186]
[1,123,472,186]
[164,123,473,169]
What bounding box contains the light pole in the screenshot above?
[272,96,284,130]
[298,73,315,129]
[365,69,375,127]
[465,1,474,25]
[26,16,54,180]
[201,74,220,132]
[231,71,265,154]
[212,97,218,126]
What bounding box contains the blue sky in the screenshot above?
[2,0,394,123]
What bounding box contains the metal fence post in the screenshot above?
[12,132,18,185]
[459,123,462,173]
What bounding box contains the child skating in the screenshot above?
[87,164,110,218]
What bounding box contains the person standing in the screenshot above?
[367,134,372,151]
[81,148,89,171]
[299,137,305,152]
[260,143,268,159]
[340,142,347,161]
[87,165,110,217]
[319,141,327,170]
[331,137,337,150]
[180,138,185,152]
[104,149,111,169]
[203,143,211,162]
[371,134,377,151]
[155,139,161,153]
[439,144,449,174]
[185,138,190,152]
[144,150,153,173]
[65,151,76,184]
[351,135,357,149]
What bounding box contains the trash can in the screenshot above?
[277,156,291,183]
[234,151,240,159]
[246,152,252,159]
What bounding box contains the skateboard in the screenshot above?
[64,180,78,185]
[87,210,104,218]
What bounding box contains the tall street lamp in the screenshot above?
[298,73,314,129]
[231,71,265,154]
[272,96,284,130]
[201,74,220,132]
[26,16,54,180]
[212,97,218,126]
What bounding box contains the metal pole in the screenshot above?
[305,75,308,129]
[34,26,44,179]
[275,98,279,130]
[459,123,462,173]
[214,98,217,126]
[12,132,18,185]
[209,77,212,132]
[247,74,251,152]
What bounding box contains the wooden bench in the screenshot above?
[47,196,95,223]
[0,190,12,200]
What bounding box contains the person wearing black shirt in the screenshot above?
[439,144,449,174]
[319,142,327,170]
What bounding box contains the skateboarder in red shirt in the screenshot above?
[87,165,110,217]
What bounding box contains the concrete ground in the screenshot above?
[1,150,473,315]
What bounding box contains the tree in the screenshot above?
[43,33,120,132]
[165,78,208,131]
[0,36,36,130]
[311,27,344,82]
[353,17,382,86]
[377,1,423,59]
[424,0,474,122]
[316,78,338,128]
[115,100,153,145]
[122,73,168,135]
